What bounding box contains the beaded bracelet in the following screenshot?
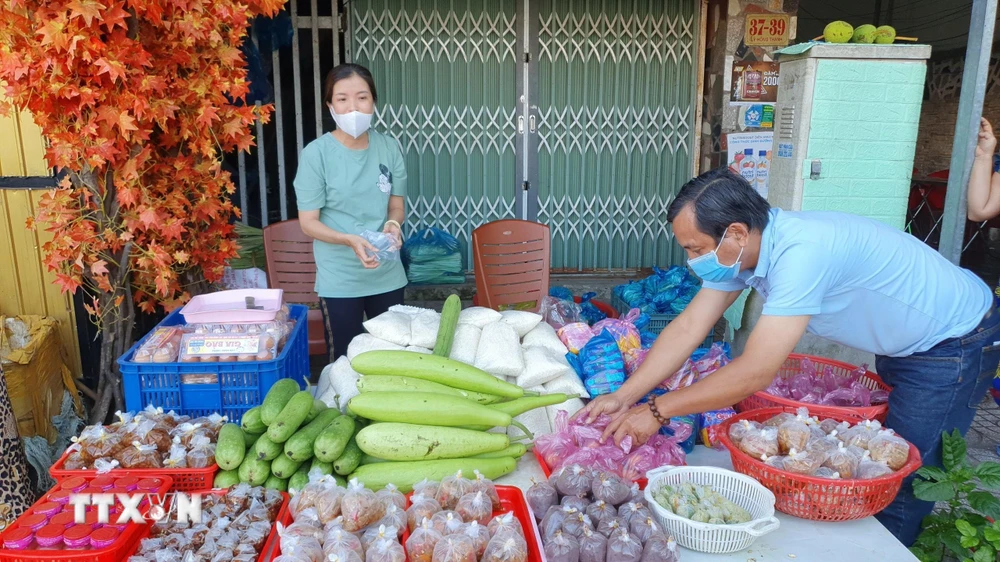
[648,398,670,426]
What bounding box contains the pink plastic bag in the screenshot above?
[591,310,641,355]
[557,323,594,354]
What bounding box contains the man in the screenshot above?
[577,167,1000,546]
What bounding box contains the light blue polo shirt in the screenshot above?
[704,208,992,357]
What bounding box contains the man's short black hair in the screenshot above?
[666,167,771,242]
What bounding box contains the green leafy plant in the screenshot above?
[911,429,1000,562]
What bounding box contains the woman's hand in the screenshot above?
[383,221,403,249]
[346,235,380,268]
[572,393,630,425]
[602,403,661,447]
[977,117,996,158]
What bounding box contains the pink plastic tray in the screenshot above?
[180,289,285,324]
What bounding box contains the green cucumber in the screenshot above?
[260,378,302,426]
[303,399,328,424]
[356,423,510,461]
[351,351,524,398]
[464,393,576,431]
[361,454,388,465]
[254,434,283,461]
[264,475,288,492]
[213,469,240,488]
[271,453,304,479]
[356,375,503,405]
[241,407,267,434]
[238,454,271,486]
[349,457,517,492]
[216,423,247,471]
[313,416,356,462]
[348,392,512,428]
[244,430,263,449]
[266,391,315,443]
[470,443,528,459]
[289,464,311,491]
[310,458,334,476]
[284,409,341,462]
[433,294,462,356]
[334,435,362,476]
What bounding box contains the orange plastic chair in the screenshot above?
[263,219,328,357]
[472,219,551,312]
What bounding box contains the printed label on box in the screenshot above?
[184,335,261,356]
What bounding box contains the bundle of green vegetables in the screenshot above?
[228,223,267,271]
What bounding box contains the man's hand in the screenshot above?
[602,403,661,447]
[978,118,997,159]
[572,393,629,425]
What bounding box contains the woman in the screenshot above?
[293,64,408,360]
[0,366,34,530]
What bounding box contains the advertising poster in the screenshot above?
[727,132,774,199]
[730,61,779,104]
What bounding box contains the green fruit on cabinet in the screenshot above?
[213,469,240,488]
[874,25,896,44]
[241,407,267,434]
[267,391,315,443]
[254,434,283,461]
[260,379,301,426]
[851,24,877,43]
[313,416,356,462]
[264,475,288,492]
[271,454,303,479]
[284,409,341,462]
[216,423,247,471]
[824,21,854,43]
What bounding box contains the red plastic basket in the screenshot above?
[533,447,649,490]
[735,354,891,423]
[717,406,921,522]
[123,489,289,562]
[0,474,173,562]
[264,485,543,561]
[49,448,217,493]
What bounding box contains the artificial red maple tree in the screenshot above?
[0,0,285,422]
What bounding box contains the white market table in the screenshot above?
[496,447,918,562]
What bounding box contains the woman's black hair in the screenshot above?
[323,63,379,105]
[666,166,771,242]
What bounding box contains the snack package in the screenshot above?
[777,408,812,455]
[456,491,493,526]
[555,465,593,497]
[782,448,825,476]
[561,495,589,513]
[569,329,627,397]
[379,504,407,536]
[187,434,216,468]
[432,534,477,562]
[526,479,559,519]
[462,521,491,559]
[544,531,581,562]
[822,442,863,478]
[585,501,616,527]
[867,430,910,470]
[163,442,188,468]
[361,524,399,553]
[727,420,762,446]
[471,470,502,511]
[737,426,779,459]
[562,512,594,538]
[542,505,579,543]
[813,467,842,479]
[580,527,609,562]
[316,485,346,525]
[414,479,441,501]
[607,529,643,562]
[699,408,737,449]
[597,516,627,538]
[840,419,883,449]
[857,455,895,479]
[407,518,444,562]
[120,441,163,469]
[487,512,523,539]
[324,528,365,561]
[762,412,795,429]
[342,478,384,532]
[408,496,443,532]
[641,534,679,562]
[366,534,406,562]
[592,473,631,506]
[430,510,466,536]
[617,503,651,527]
[540,296,584,330]
[629,517,660,545]
[820,419,848,435]
[376,484,407,511]
[437,471,474,510]
[557,323,595,354]
[482,533,529,562]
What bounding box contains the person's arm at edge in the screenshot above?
[968,118,1000,221]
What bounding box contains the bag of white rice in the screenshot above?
[544,371,590,399]
[346,334,404,361]
[405,345,433,354]
[409,309,441,349]
[316,362,336,401]
[474,321,524,378]
[458,306,502,328]
[517,346,574,388]
[521,322,568,355]
[388,304,426,316]
[362,311,412,346]
[499,310,543,338]
[449,324,482,365]
[319,356,361,412]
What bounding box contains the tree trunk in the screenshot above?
[89,284,135,425]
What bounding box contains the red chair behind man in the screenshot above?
[471,219,551,312]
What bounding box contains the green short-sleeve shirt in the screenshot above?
[293,130,409,298]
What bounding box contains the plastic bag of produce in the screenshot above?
[449,324,482,365]
[376,484,407,511]
[607,529,643,562]
[474,322,524,379]
[342,479,385,532]
[456,491,493,526]
[458,307,502,328]
[324,528,364,561]
[640,533,679,562]
[414,479,441,501]
[402,228,465,285]
[868,430,910,470]
[408,496,443,532]
[544,372,590,399]
[319,356,362,412]
[578,293,608,326]
[518,347,574,388]
[499,310,542,338]
[432,534,477,562]
[526,480,558,520]
[546,398,586,430]
[592,473,631,506]
[410,310,441,349]
[540,296,583,330]
[569,329,626,397]
[482,532,528,562]
[347,334,405,361]
[462,521,491,558]
[366,533,405,562]
[468,470,501,511]
[362,311,412,346]
[544,530,581,562]
[487,512,523,538]
[580,527,608,562]
[556,465,593,497]
[562,512,594,538]
[362,524,400,552]
[430,510,466,536]
[407,518,444,562]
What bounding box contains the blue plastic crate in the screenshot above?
[119,304,310,423]
[611,293,714,349]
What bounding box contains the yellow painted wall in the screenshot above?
[0,96,83,377]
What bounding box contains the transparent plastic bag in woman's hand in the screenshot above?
[579,527,608,562]
[456,491,493,526]
[545,530,581,562]
[487,512,523,538]
[342,478,384,532]
[432,534,477,562]
[482,532,528,562]
[526,479,558,520]
[360,230,400,262]
[407,518,444,562]
[437,471,474,510]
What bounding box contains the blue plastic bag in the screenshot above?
[567,329,626,397]
[578,292,607,325]
[549,286,574,301]
[401,228,464,285]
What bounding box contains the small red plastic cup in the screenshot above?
[35,524,65,547]
[89,526,119,548]
[81,486,105,495]
[60,477,88,492]
[2,527,33,549]
[136,478,163,492]
[18,514,49,531]
[47,490,73,505]
[32,502,61,517]
[82,510,101,529]
[63,524,92,548]
[49,511,77,529]
[114,476,139,491]
[90,476,116,490]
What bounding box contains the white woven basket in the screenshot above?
[644,465,780,554]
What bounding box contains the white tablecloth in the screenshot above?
[496,447,919,562]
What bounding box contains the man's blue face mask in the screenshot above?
[687,230,744,283]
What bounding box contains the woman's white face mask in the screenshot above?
[330,109,372,138]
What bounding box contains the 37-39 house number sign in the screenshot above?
[745,13,790,46]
